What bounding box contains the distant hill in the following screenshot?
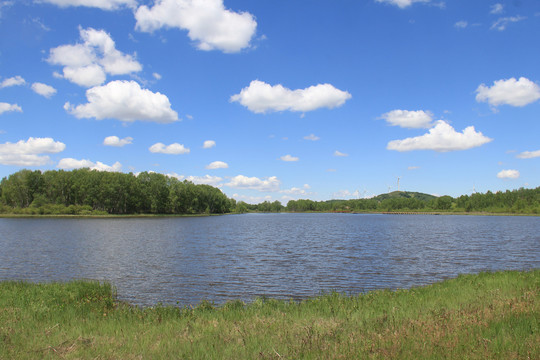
[372,191,437,202]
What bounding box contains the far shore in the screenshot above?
[1,210,539,218]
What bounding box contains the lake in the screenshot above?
[0,213,538,306]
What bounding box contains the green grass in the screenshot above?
[1,271,538,359]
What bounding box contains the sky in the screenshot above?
[0,0,539,204]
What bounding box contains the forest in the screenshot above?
[1,169,539,215]
[0,169,234,215]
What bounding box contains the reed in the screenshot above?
[1,270,538,359]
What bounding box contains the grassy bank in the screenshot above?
[1,271,538,359]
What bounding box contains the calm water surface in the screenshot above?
[0,213,538,306]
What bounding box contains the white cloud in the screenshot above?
[48,27,142,87]
[516,150,540,159]
[57,158,122,172]
[61,64,107,88]
[226,175,280,192]
[379,109,434,128]
[0,137,65,166]
[206,161,228,169]
[408,166,420,170]
[65,80,179,123]
[185,175,223,186]
[103,135,133,147]
[375,0,430,9]
[203,140,216,149]
[166,172,224,186]
[304,133,320,141]
[280,186,310,196]
[0,75,25,88]
[135,0,257,53]
[491,16,526,31]
[454,21,468,29]
[332,189,361,199]
[38,0,136,11]
[334,150,348,157]
[387,120,493,152]
[280,154,299,162]
[230,80,352,113]
[497,169,520,179]
[149,142,190,154]
[476,77,540,107]
[490,3,504,14]
[153,72,162,80]
[232,193,272,204]
[0,102,22,115]
[31,82,57,98]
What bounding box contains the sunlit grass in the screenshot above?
[1,270,538,359]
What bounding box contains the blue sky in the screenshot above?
[0,0,539,203]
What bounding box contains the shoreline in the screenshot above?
[1,270,537,359]
[1,210,538,218]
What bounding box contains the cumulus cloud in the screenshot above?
[280,184,311,196]
[0,102,22,115]
[516,150,540,159]
[0,75,25,88]
[38,0,136,10]
[230,80,352,113]
[454,21,468,29]
[0,137,65,166]
[65,80,179,123]
[497,169,519,179]
[225,175,280,192]
[185,175,223,186]
[166,172,224,186]
[103,135,133,147]
[332,189,361,199]
[280,154,299,162]
[304,133,320,141]
[232,193,272,204]
[31,82,57,98]
[57,158,122,172]
[334,150,348,157]
[206,161,228,169]
[375,0,430,9]
[387,120,492,152]
[135,0,257,53]
[203,140,216,149]
[149,142,190,154]
[153,72,162,80]
[476,77,540,107]
[48,27,142,87]
[380,109,434,128]
[491,16,526,31]
[58,65,106,88]
[490,3,504,14]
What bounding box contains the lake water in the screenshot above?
[0,213,538,306]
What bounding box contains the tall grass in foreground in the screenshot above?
[1,270,538,359]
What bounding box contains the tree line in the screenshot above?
[1,169,538,215]
[236,188,539,214]
[0,169,234,215]
[284,188,540,214]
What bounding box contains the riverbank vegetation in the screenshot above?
[0,169,234,215]
[0,270,537,359]
[244,187,540,215]
[1,169,539,215]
